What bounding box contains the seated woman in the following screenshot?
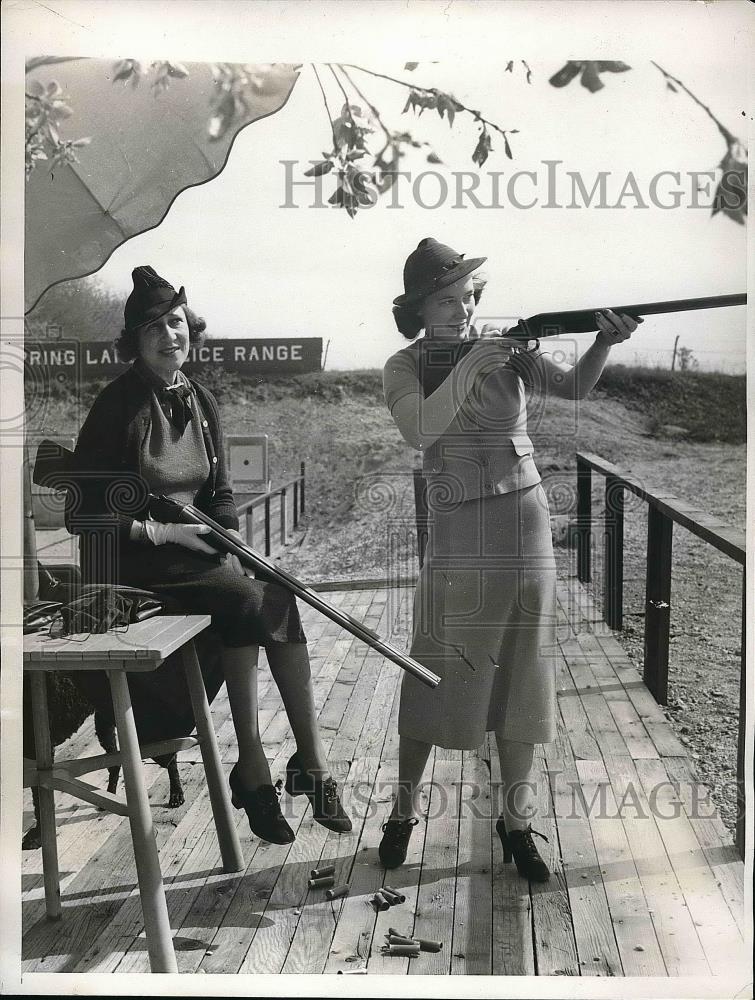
[66,265,351,844]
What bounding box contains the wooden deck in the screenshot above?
[21,575,750,979]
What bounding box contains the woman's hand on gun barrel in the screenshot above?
[225,529,252,577]
[595,308,642,346]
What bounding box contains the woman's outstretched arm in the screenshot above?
[509,308,639,401]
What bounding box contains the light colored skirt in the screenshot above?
[399,482,558,749]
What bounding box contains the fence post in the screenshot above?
[604,474,624,629]
[643,505,673,703]
[264,496,271,557]
[576,456,592,583]
[300,461,306,517]
[280,488,288,547]
[245,508,253,547]
[736,567,746,859]
[293,481,299,528]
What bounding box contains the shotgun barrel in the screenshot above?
[148,494,441,689]
[509,292,747,340]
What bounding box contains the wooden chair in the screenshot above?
[23,614,244,974]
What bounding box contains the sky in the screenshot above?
[82,55,749,373]
[16,5,752,374]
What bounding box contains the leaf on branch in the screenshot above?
[505,61,514,73]
[304,158,334,177]
[27,79,45,97]
[712,146,748,225]
[402,88,438,117]
[404,62,419,71]
[112,59,142,86]
[549,61,582,88]
[502,133,512,159]
[549,60,631,92]
[426,150,443,164]
[666,81,678,93]
[472,128,492,167]
[522,60,533,84]
[436,92,463,127]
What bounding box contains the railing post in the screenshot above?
[280,487,288,547]
[576,455,592,583]
[643,504,673,704]
[413,468,429,569]
[736,566,746,859]
[264,496,271,557]
[245,508,253,547]
[293,481,299,528]
[300,461,306,516]
[604,474,624,629]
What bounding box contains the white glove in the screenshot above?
[144,520,217,555]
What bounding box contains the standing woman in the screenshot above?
[380,238,637,879]
[66,266,351,844]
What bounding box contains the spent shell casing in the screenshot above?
[388,926,408,938]
[382,884,407,903]
[416,938,443,953]
[325,883,350,901]
[310,864,336,879]
[385,943,420,956]
[308,875,335,889]
[386,933,416,946]
[369,893,391,912]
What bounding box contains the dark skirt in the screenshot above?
[72,542,306,744]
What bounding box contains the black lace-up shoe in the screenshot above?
[378,816,419,869]
[496,816,550,882]
[229,765,295,844]
[285,752,352,833]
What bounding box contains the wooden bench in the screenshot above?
[23,614,244,973]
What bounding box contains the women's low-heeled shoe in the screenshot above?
[378,816,419,869]
[285,752,352,833]
[496,816,550,882]
[229,765,295,844]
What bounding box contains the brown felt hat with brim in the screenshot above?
[393,237,487,307]
[124,265,187,332]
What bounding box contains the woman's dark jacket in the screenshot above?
[62,364,237,742]
[65,364,239,584]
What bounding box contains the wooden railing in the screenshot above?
[236,462,305,557]
[575,451,747,858]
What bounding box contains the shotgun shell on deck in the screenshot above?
[384,943,420,957]
[369,893,391,912]
[416,938,443,953]
[388,926,409,938]
[382,884,407,903]
[386,933,416,946]
[325,883,350,901]
[310,864,336,879]
[308,875,336,889]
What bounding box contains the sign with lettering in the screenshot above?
[24,337,323,382]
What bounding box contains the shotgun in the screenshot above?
[149,494,440,689]
[32,443,441,689]
[418,292,746,395]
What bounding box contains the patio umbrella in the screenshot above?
[25,57,300,312]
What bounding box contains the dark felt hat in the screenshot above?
[393,237,487,307]
[124,266,187,332]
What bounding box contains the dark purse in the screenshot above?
[23,585,164,638]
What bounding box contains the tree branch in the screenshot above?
[651,60,738,148]
[311,64,337,149]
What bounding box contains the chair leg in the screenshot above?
[108,670,177,974]
[29,672,61,920]
[182,640,244,873]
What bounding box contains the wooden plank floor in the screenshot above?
[21,577,750,978]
